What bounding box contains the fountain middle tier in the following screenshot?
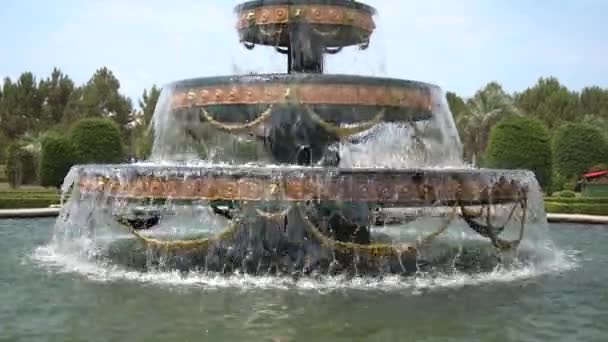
[152,74,462,166]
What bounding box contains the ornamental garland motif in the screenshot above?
[76,172,527,204]
[170,83,433,111]
[236,5,376,32]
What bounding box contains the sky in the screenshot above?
[0,0,606,103]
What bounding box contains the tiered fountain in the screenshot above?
[55,0,546,277]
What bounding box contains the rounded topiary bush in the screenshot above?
[70,118,124,164]
[40,134,76,189]
[6,141,37,188]
[485,116,552,189]
[553,123,608,179]
[557,190,576,198]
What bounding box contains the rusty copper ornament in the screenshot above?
[77,170,528,206]
[170,83,432,111]
[236,5,375,32]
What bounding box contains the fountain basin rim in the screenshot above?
[71,164,532,206]
[166,74,442,92]
[73,163,534,176]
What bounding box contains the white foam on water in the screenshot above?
[30,242,579,294]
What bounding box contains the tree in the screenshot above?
[0,73,45,139]
[39,134,75,189]
[578,86,608,118]
[70,117,124,164]
[0,78,21,139]
[6,141,37,188]
[0,132,7,163]
[446,91,467,121]
[456,82,521,164]
[39,68,74,128]
[485,116,552,189]
[515,77,579,129]
[552,123,608,179]
[132,85,161,159]
[64,67,133,135]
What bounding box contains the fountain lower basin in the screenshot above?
[53,164,540,277]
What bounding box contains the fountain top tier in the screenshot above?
[151,0,463,166]
[235,0,377,73]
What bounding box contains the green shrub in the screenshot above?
[6,141,38,188]
[0,165,6,183]
[588,164,608,173]
[0,134,7,164]
[39,134,75,189]
[553,123,608,179]
[557,190,576,198]
[70,118,124,164]
[545,201,608,215]
[550,170,568,194]
[485,116,552,189]
[563,180,578,192]
[544,197,608,204]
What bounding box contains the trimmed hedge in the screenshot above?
[6,142,37,187]
[0,196,60,209]
[544,197,608,204]
[551,190,576,198]
[553,123,608,179]
[70,118,124,164]
[545,201,608,215]
[39,134,75,189]
[485,116,552,189]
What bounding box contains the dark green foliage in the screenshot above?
[64,67,133,134]
[446,91,467,120]
[552,190,576,198]
[39,134,75,188]
[39,68,74,127]
[550,170,568,194]
[70,118,124,164]
[515,77,579,129]
[6,141,37,188]
[0,195,60,209]
[579,86,608,118]
[562,180,578,192]
[485,116,552,188]
[133,86,161,160]
[0,165,6,183]
[545,201,608,215]
[456,82,520,163]
[544,197,608,204]
[0,133,7,163]
[552,123,608,179]
[588,163,608,173]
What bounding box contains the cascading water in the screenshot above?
[36,0,570,290]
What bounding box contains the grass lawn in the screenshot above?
[0,182,58,193]
[545,195,608,215]
[0,181,60,209]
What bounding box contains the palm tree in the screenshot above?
[456,82,521,165]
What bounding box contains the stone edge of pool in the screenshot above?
[0,208,61,218]
[1,208,607,225]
